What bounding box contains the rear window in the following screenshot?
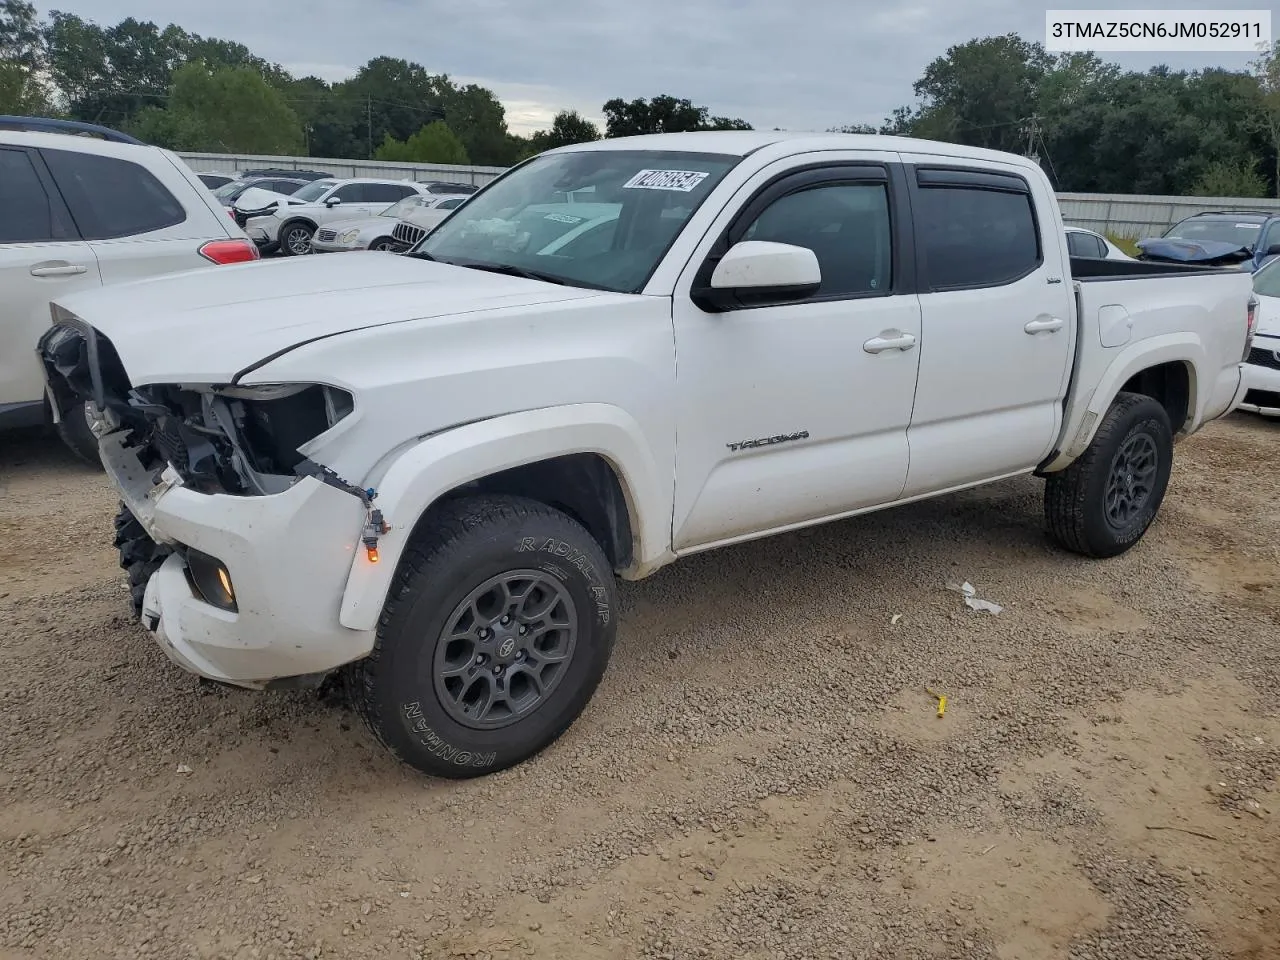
[42,148,186,240]
[1164,217,1262,247]
[0,148,61,243]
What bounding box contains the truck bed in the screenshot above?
[1069,256,1245,282]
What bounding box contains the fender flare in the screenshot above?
[337,403,668,632]
[1045,334,1204,471]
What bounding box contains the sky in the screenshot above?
[40,1,1279,135]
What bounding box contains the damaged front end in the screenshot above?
[38,316,360,499]
[39,313,392,563]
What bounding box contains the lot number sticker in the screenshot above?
[623,169,709,192]
[544,213,584,224]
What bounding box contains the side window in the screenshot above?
[41,148,186,240]
[739,182,892,297]
[438,197,465,210]
[914,178,1040,290]
[0,148,61,243]
[365,183,415,203]
[1067,231,1104,259]
[332,183,367,203]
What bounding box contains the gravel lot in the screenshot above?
[2,415,1278,960]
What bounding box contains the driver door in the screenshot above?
[669,157,921,551]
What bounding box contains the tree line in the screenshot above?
[2,2,1279,196]
[0,1,753,166]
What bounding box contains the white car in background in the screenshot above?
[1239,255,1280,417]
[244,178,434,256]
[312,194,470,253]
[0,117,257,462]
[1066,226,1134,260]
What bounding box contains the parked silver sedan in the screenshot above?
[311,194,470,253]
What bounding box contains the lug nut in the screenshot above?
[501,615,511,625]
[492,665,502,675]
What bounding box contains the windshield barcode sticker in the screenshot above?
[623,169,709,192]
[544,213,583,224]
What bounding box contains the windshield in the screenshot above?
[292,180,336,203]
[381,195,430,219]
[416,149,740,292]
[213,181,243,201]
[1163,217,1263,247]
[1254,257,1280,297]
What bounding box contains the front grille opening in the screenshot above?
[1247,348,1280,372]
[1244,388,1280,408]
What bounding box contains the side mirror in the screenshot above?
[324,197,342,208]
[1266,243,1280,256]
[692,241,822,312]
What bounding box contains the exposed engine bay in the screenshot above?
[37,318,355,498]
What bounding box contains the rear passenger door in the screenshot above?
[897,160,1075,498]
[0,145,101,412]
[40,147,204,285]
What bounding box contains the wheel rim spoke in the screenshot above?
[1104,431,1160,529]
[432,568,579,730]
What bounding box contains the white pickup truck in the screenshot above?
[37,132,1255,778]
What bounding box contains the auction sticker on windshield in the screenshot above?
[623,169,710,192]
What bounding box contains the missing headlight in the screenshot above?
[217,383,353,475]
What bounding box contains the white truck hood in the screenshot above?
[52,253,605,386]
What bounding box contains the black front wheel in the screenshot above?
[1045,391,1174,558]
[349,495,618,778]
[278,221,315,256]
[369,237,397,252]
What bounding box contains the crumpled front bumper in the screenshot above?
[101,432,376,688]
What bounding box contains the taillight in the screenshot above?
[1244,295,1259,360]
[198,238,259,265]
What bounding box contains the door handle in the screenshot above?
[30,263,88,278]
[1024,317,1064,334]
[863,332,917,354]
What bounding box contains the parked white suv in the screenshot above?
[0,117,258,461]
[243,178,434,256]
[311,194,470,253]
[39,132,1253,778]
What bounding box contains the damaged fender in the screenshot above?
[337,403,669,633]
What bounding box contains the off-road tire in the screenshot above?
[369,237,397,252]
[348,495,618,779]
[1045,391,1173,559]
[57,401,102,468]
[113,503,172,617]
[278,220,315,256]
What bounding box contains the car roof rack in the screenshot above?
[0,115,144,144]
[1190,210,1273,218]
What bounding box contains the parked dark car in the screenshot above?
[417,180,479,194]
[238,167,331,181]
[212,177,309,208]
[1137,211,1280,272]
[197,173,235,190]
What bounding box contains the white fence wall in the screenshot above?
[177,152,507,187]
[177,152,1280,237]
[1057,192,1280,238]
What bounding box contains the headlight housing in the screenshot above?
[211,382,354,476]
[339,228,360,244]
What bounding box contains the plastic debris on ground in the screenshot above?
[945,580,1003,615]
